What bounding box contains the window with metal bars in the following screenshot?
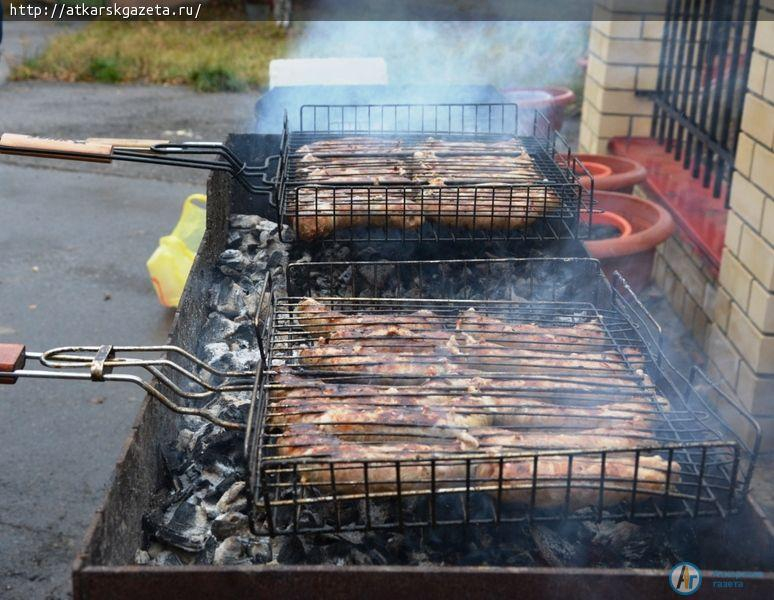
[648,0,759,205]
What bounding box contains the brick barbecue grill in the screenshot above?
[1,89,773,598]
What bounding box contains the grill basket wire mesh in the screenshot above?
[247,258,759,536]
[274,104,594,244]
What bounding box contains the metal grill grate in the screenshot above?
[647,0,759,203]
[274,104,593,243]
[247,259,759,535]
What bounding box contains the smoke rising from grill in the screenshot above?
[285,21,588,92]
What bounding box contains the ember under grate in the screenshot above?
[275,104,593,243]
[247,259,757,536]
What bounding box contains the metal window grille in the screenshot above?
[648,0,759,204]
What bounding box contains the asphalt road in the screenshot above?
[0,79,258,599]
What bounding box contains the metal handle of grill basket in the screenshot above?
[0,342,250,430]
[0,133,114,163]
[0,133,280,198]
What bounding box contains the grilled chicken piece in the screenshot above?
[479,398,664,429]
[291,136,568,238]
[271,431,477,494]
[294,298,442,337]
[445,334,637,377]
[269,378,492,428]
[297,343,461,381]
[277,406,485,444]
[471,426,657,452]
[455,308,609,350]
[298,159,411,184]
[289,190,424,242]
[268,371,665,429]
[269,301,677,506]
[296,137,525,156]
[297,137,405,155]
[475,454,679,510]
[420,186,565,231]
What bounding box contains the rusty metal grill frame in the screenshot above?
[245,258,759,536]
[273,104,594,243]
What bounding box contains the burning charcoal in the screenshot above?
[202,341,230,365]
[267,249,285,269]
[348,548,374,565]
[193,536,218,565]
[247,537,273,564]
[356,261,395,291]
[202,313,239,343]
[239,232,261,252]
[459,549,493,566]
[258,229,273,247]
[384,533,411,562]
[213,283,247,319]
[338,266,353,286]
[257,218,278,232]
[219,249,246,266]
[591,521,641,551]
[225,347,258,371]
[213,536,249,565]
[194,429,245,475]
[230,215,263,229]
[145,500,211,553]
[227,230,242,248]
[216,481,248,514]
[367,548,388,565]
[177,463,203,491]
[530,525,580,567]
[161,440,188,478]
[277,536,307,563]
[153,551,185,566]
[297,509,322,530]
[212,512,250,540]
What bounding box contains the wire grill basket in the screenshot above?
[247,259,759,535]
[275,104,594,244]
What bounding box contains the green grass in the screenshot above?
[88,57,123,83]
[12,21,290,91]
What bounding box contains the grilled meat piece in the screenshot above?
[297,343,461,381]
[455,308,610,351]
[294,298,442,337]
[267,300,676,507]
[269,431,476,494]
[290,136,567,239]
[296,136,525,156]
[289,189,424,242]
[475,454,679,509]
[471,426,657,452]
[277,406,485,444]
[268,377,493,429]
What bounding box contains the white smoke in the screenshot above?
[286,21,588,90]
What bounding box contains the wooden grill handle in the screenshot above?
[0,343,26,385]
[0,133,113,163]
[85,137,170,149]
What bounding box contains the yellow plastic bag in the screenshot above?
[147,194,207,308]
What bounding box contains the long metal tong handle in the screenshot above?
[0,342,249,431]
[0,133,280,196]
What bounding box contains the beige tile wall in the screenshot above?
[579,1,665,152]
[706,7,774,418]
